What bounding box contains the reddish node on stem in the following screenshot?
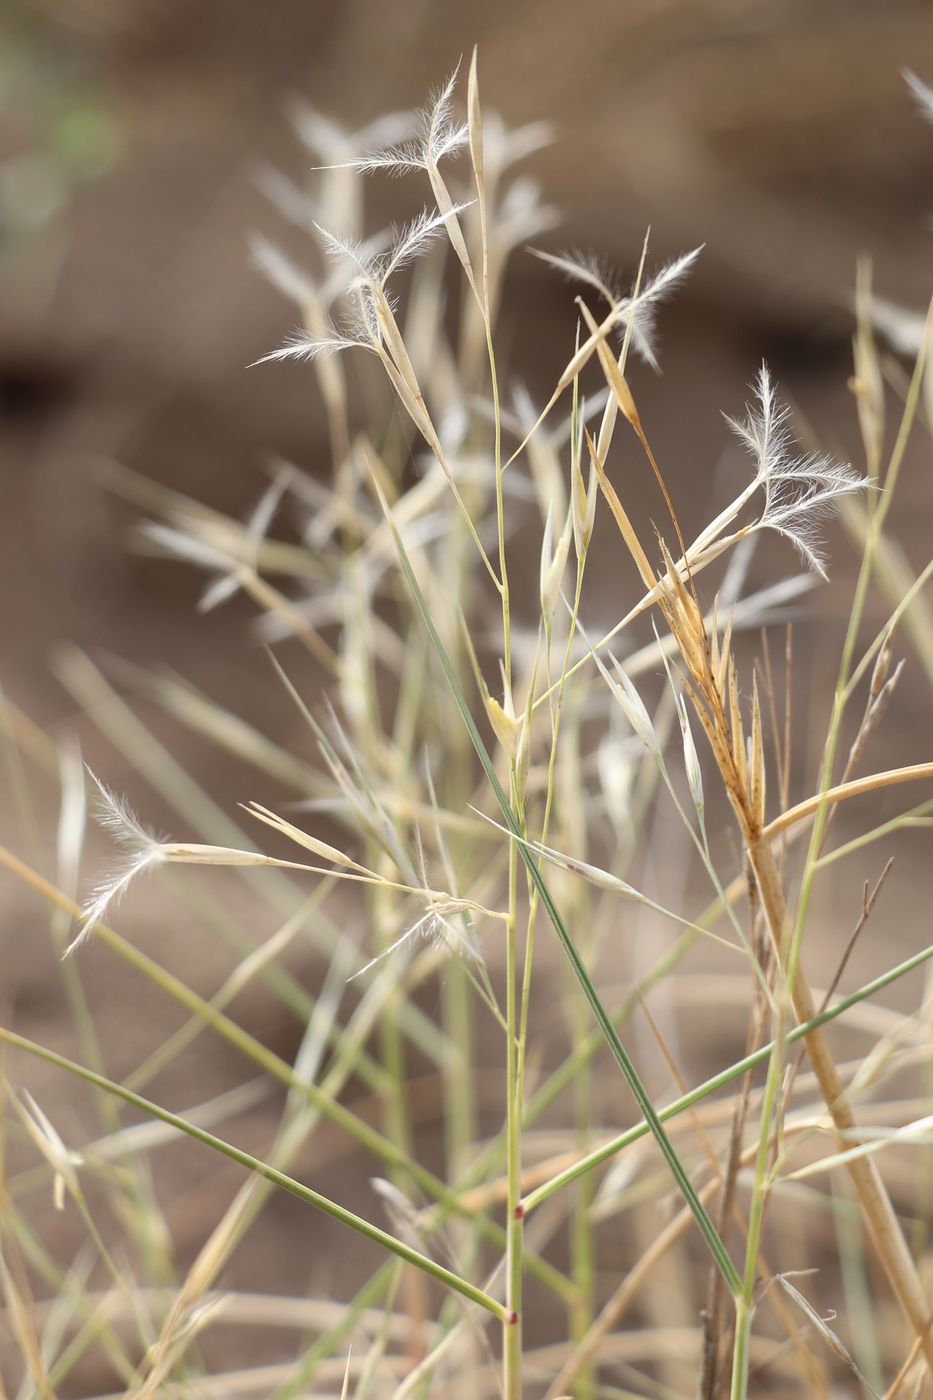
[514,1203,525,1220]
[508,1310,519,1327]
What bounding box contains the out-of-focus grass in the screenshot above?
[3,55,933,1400]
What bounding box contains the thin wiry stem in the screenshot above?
[468,53,522,1391]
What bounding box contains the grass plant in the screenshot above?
[3,54,933,1399]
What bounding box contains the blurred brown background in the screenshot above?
[3,0,932,724]
[2,1,932,1381]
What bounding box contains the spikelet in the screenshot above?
[748,673,766,831]
[585,428,656,591]
[727,664,747,797]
